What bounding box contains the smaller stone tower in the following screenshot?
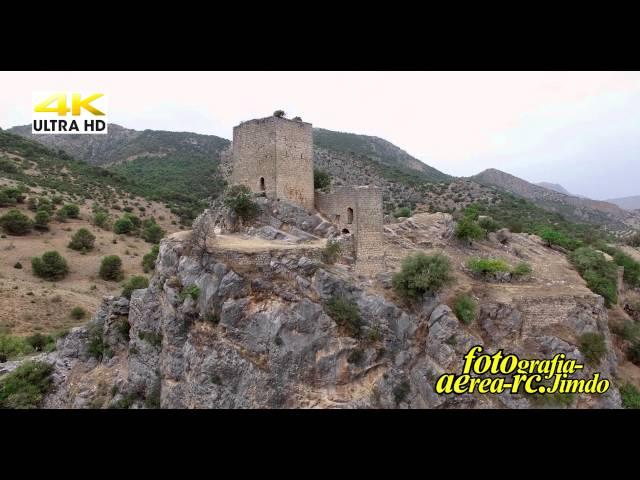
[315,186,385,275]
[231,116,314,211]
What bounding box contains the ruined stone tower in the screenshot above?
[231,116,314,210]
[315,186,385,275]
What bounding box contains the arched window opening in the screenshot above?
[342,228,350,234]
[347,208,354,224]
[259,177,265,191]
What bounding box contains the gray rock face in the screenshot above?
[41,232,622,410]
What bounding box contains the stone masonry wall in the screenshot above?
[232,118,277,198]
[275,118,314,211]
[316,186,384,274]
[231,117,314,211]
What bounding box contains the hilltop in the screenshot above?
[472,168,640,236]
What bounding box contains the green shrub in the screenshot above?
[620,383,640,409]
[121,275,149,299]
[68,228,96,251]
[87,327,106,360]
[36,198,53,215]
[512,262,533,278]
[60,203,80,219]
[223,185,259,221]
[0,335,33,359]
[26,333,53,352]
[117,319,131,341]
[142,244,160,273]
[0,209,33,235]
[123,212,141,229]
[0,361,53,409]
[179,284,200,301]
[478,217,500,232]
[579,332,607,365]
[27,197,38,211]
[539,228,582,251]
[392,253,454,301]
[93,211,110,229]
[569,247,618,306]
[608,249,640,288]
[313,168,331,193]
[455,217,485,243]
[393,206,412,218]
[467,257,510,275]
[33,209,51,230]
[70,306,86,320]
[325,296,362,337]
[452,293,477,325]
[322,240,341,264]
[99,255,124,281]
[113,217,134,234]
[0,190,16,207]
[51,195,63,205]
[55,209,68,222]
[31,251,69,280]
[141,222,165,244]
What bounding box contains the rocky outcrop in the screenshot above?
[40,226,622,409]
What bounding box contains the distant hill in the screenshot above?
[606,195,640,211]
[472,168,640,235]
[537,182,571,195]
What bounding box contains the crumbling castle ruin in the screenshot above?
[231,115,384,274]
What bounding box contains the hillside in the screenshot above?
[8,126,230,224]
[607,195,640,211]
[0,132,180,339]
[12,123,452,217]
[537,182,571,195]
[472,168,640,236]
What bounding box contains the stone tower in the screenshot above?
[315,186,385,275]
[231,116,314,211]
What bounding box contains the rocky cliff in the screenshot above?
[38,203,622,409]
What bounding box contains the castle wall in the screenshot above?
[232,118,277,198]
[315,186,384,274]
[275,119,314,211]
[231,117,314,211]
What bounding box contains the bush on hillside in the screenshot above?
[452,293,477,325]
[579,332,607,365]
[99,255,124,281]
[322,240,341,264]
[0,209,33,235]
[141,221,165,244]
[393,206,412,218]
[455,217,485,243]
[113,217,134,234]
[223,185,260,222]
[325,296,362,337]
[467,257,510,275]
[68,228,96,251]
[33,209,51,230]
[0,361,54,409]
[121,275,149,299]
[60,203,80,219]
[569,247,618,306]
[392,253,454,301]
[31,251,69,280]
[313,168,331,193]
[142,244,160,273]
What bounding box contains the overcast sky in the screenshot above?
[2,71,639,200]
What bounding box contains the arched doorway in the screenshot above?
[259,177,265,191]
[342,228,350,234]
[347,207,353,224]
